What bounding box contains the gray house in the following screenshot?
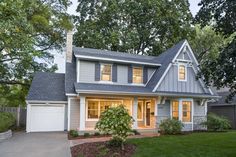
[26,33,218,133]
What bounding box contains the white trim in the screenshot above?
[78,81,145,87]
[100,63,112,82]
[145,69,156,86]
[176,59,192,63]
[178,63,187,82]
[75,54,161,66]
[26,102,31,133]
[152,63,172,92]
[172,40,187,62]
[66,93,77,96]
[27,100,67,104]
[77,59,80,82]
[67,98,71,131]
[144,100,151,126]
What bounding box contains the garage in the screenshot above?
[28,104,65,132]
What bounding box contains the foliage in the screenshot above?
[0,0,72,106]
[94,132,100,136]
[195,0,236,100]
[95,105,134,149]
[83,132,90,137]
[159,118,183,135]
[74,0,194,56]
[201,113,231,132]
[0,112,16,132]
[132,129,141,135]
[69,130,78,137]
[108,136,124,148]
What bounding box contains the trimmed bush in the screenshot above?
[69,130,78,137]
[202,113,231,131]
[159,118,183,134]
[94,132,100,136]
[84,132,90,137]
[132,129,141,135]
[0,112,15,133]
[108,136,123,147]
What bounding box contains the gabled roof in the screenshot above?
[208,90,236,106]
[73,47,161,66]
[26,72,67,101]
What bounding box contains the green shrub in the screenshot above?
[0,112,15,133]
[94,132,100,136]
[69,130,78,137]
[95,105,134,150]
[202,113,231,131]
[108,136,123,147]
[159,118,183,134]
[132,129,141,135]
[84,132,90,137]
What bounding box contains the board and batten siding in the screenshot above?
[157,65,204,93]
[70,99,80,130]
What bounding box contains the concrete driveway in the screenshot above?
[0,132,71,157]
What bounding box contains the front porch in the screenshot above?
[68,95,158,132]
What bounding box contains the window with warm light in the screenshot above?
[87,101,99,119]
[101,64,112,81]
[172,101,179,120]
[133,67,143,84]
[182,101,192,122]
[178,64,186,81]
[137,101,143,120]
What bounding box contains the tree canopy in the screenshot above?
[74,0,194,55]
[195,0,236,100]
[0,0,72,106]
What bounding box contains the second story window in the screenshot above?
[178,64,186,81]
[133,67,143,84]
[101,64,112,81]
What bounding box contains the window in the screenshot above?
[101,64,112,81]
[178,64,186,81]
[87,99,131,120]
[137,101,143,120]
[182,101,192,122]
[87,101,99,119]
[172,101,179,120]
[133,67,143,84]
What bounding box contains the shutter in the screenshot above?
[128,65,133,83]
[95,62,100,81]
[112,64,117,82]
[143,66,148,84]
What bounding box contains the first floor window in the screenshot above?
[172,101,179,120]
[182,101,192,122]
[87,101,99,119]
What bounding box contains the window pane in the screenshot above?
[179,65,186,80]
[182,101,191,122]
[137,101,143,120]
[133,67,143,84]
[87,101,99,119]
[101,64,111,81]
[172,101,179,120]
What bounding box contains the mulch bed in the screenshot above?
[71,142,136,157]
[68,133,112,140]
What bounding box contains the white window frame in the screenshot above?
[132,66,143,84]
[86,99,128,121]
[178,63,187,81]
[137,101,143,121]
[100,63,112,82]
[171,98,193,124]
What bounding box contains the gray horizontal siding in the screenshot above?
[157,65,205,93]
[70,99,80,130]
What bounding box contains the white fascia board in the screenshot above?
[66,93,78,96]
[26,100,67,104]
[75,54,161,66]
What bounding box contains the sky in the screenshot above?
[55,0,201,73]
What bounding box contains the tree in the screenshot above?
[95,105,134,150]
[0,0,72,106]
[74,0,194,55]
[195,0,236,100]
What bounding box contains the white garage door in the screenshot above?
[30,105,65,132]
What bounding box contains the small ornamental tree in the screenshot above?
[95,105,134,149]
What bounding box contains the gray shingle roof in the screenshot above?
[208,92,236,106]
[65,55,77,94]
[73,47,161,65]
[26,72,67,101]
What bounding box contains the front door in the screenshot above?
[145,101,151,126]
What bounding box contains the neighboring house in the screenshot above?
[208,88,236,129]
[26,33,219,133]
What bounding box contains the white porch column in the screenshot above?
[79,96,86,130]
[179,99,183,122]
[132,97,138,129]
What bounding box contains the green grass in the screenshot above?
[129,131,236,157]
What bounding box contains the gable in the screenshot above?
[155,42,211,94]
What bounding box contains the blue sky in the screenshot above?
[55,0,201,73]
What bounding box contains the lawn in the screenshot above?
[129,131,236,157]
